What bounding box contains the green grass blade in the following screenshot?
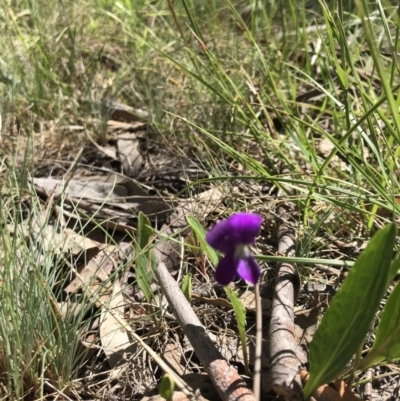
[225,287,248,374]
[303,224,396,399]
[355,0,400,145]
[186,215,218,267]
[134,212,154,304]
[181,273,192,303]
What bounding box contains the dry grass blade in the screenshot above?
[269,203,303,401]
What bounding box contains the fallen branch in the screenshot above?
[269,203,303,401]
[155,241,256,401]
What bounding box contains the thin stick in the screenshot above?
[44,381,74,401]
[252,282,262,400]
[155,257,256,401]
[269,203,303,401]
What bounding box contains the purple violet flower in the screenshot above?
[206,213,262,286]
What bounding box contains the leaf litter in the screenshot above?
[1,145,388,401]
[1,143,237,400]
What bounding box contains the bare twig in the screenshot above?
[363,370,372,401]
[253,283,262,400]
[142,192,255,401]
[269,203,303,401]
[44,381,74,401]
[155,249,256,401]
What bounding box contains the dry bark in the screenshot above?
[269,203,303,401]
[155,262,255,401]
[155,236,256,401]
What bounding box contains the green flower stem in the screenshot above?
[256,255,354,268]
[253,283,262,401]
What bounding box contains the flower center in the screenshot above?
[234,244,249,260]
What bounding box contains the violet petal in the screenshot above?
[237,254,261,285]
[206,212,262,252]
[229,213,262,245]
[214,252,238,286]
[206,219,237,253]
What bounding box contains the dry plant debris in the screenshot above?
[1,153,374,401]
[5,149,265,400]
[269,203,304,400]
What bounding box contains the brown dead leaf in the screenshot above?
[163,340,186,376]
[95,144,118,159]
[181,187,226,218]
[237,288,272,314]
[191,293,232,309]
[295,306,319,345]
[300,370,360,401]
[317,139,335,158]
[62,228,100,259]
[100,280,132,377]
[34,177,127,200]
[64,249,114,294]
[34,176,173,225]
[29,224,100,259]
[107,120,147,131]
[57,301,88,319]
[102,99,150,122]
[73,173,149,196]
[117,133,143,177]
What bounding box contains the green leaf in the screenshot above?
[137,211,153,249]
[134,212,155,304]
[225,287,248,371]
[360,279,400,369]
[336,66,348,89]
[181,273,192,303]
[186,215,219,267]
[387,255,400,287]
[303,224,396,400]
[159,374,175,401]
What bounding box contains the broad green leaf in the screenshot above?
[159,374,175,401]
[360,280,400,369]
[387,255,400,287]
[134,212,154,303]
[186,215,219,267]
[181,273,192,303]
[225,287,248,371]
[303,224,396,400]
